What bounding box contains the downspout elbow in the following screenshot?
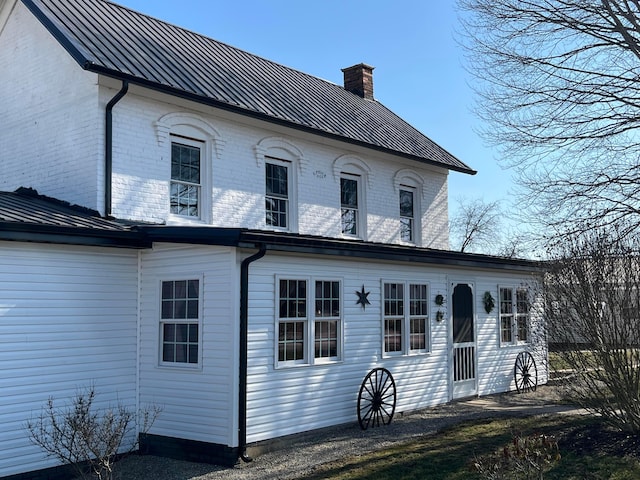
[104,80,129,218]
[239,245,267,463]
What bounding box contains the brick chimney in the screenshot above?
[342,63,375,100]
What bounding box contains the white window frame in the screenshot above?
[340,173,364,239]
[158,276,203,368]
[399,186,417,244]
[498,286,531,346]
[265,157,293,231]
[275,276,343,368]
[382,280,430,357]
[168,134,211,223]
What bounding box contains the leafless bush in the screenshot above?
[26,386,161,480]
[545,232,640,433]
[473,432,560,480]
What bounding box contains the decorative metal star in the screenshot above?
[356,285,371,309]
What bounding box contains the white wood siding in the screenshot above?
[245,253,546,443]
[0,243,138,478]
[138,244,239,446]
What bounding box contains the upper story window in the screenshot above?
[340,174,361,237]
[276,277,342,367]
[383,281,430,356]
[265,158,290,229]
[399,187,415,243]
[170,139,202,217]
[393,169,425,246]
[499,286,530,346]
[160,279,200,366]
[156,112,224,224]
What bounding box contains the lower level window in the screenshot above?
[499,286,530,346]
[160,279,200,364]
[383,281,430,355]
[277,278,341,366]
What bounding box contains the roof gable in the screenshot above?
[20,0,475,174]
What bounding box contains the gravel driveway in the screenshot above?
[114,384,575,480]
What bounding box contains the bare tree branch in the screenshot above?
[458,0,640,240]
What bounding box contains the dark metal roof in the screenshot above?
[0,189,538,271]
[21,0,475,175]
[0,188,147,247]
[141,226,542,273]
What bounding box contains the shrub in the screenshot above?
[26,386,161,480]
[473,432,560,480]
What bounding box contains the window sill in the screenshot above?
[157,362,203,372]
[275,359,343,370]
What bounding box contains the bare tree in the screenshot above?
[544,231,640,433]
[458,0,640,241]
[450,197,502,253]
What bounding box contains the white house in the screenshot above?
[0,0,546,478]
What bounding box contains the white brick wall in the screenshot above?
[0,2,102,210]
[109,92,451,249]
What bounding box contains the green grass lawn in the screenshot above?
[302,415,640,480]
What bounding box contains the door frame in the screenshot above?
[449,279,478,400]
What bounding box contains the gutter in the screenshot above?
[238,245,267,462]
[105,81,129,217]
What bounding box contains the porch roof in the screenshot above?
[0,189,540,272]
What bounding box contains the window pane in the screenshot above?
[163,323,175,342]
[188,324,198,342]
[174,300,186,319]
[315,320,338,358]
[188,280,199,298]
[188,344,198,364]
[399,189,414,217]
[175,324,188,342]
[162,344,174,362]
[340,178,358,208]
[175,344,187,363]
[315,280,340,318]
[171,143,201,184]
[341,209,357,235]
[410,318,427,350]
[162,281,173,300]
[266,162,288,196]
[385,318,402,352]
[278,321,305,361]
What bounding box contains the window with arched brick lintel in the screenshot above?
[393,169,425,245]
[154,112,225,222]
[254,137,305,232]
[333,155,372,241]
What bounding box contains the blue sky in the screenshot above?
[114,0,513,220]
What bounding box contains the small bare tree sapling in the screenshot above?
[26,386,161,480]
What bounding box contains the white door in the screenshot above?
[451,282,477,399]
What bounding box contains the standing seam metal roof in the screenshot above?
[21,0,475,174]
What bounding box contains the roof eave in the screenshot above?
[0,221,149,249]
[89,67,477,176]
[140,226,541,273]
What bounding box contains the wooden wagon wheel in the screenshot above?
[514,351,538,393]
[357,367,396,430]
